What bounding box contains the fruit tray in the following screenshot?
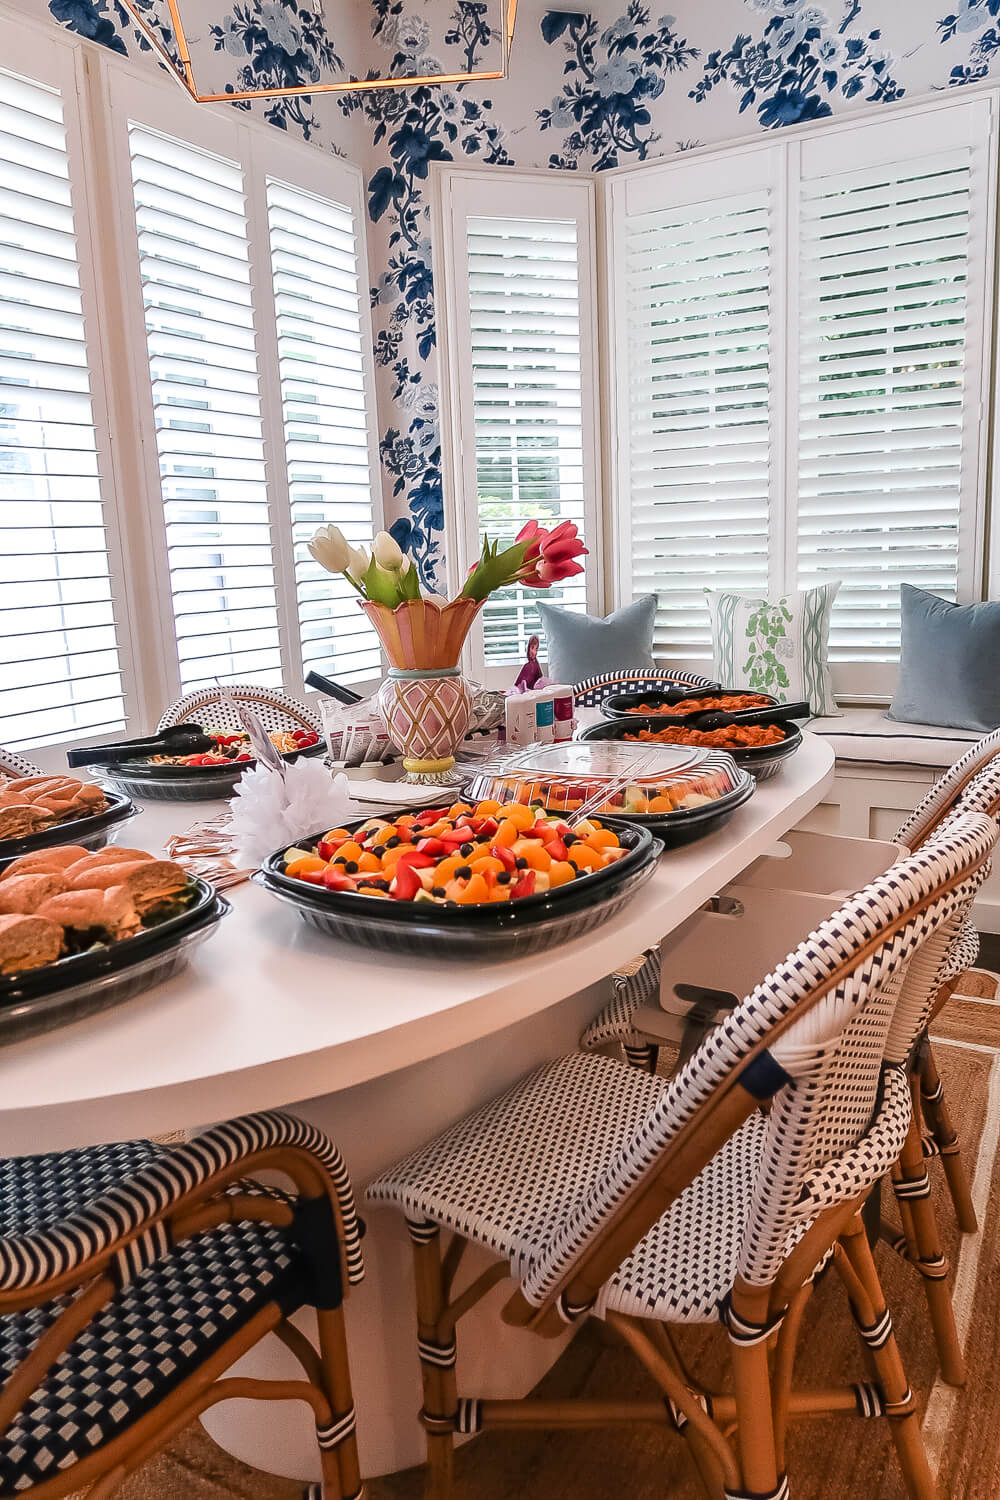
[0,877,229,1044]
[254,813,661,959]
[0,790,138,871]
[464,742,755,847]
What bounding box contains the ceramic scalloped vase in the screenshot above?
[362,598,483,785]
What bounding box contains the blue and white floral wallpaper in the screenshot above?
[40,0,1000,587]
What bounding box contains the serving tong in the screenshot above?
[67,724,215,768]
[689,700,810,731]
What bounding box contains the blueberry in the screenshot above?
[496,871,512,885]
[455,865,472,879]
[515,857,528,870]
[385,835,401,849]
[431,885,446,897]
[344,861,359,874]
[334,857,347,867]
[568,859,579,872]
[564,832,578,845]
[459,842,474,856]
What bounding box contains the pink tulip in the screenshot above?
[516,519,588,588]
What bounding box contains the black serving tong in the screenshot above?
[304,670,363,706]
[691,700,811,731]
[67,724,215,768]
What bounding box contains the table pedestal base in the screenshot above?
[202,980,605,1479]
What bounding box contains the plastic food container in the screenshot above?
[0,877,229,1044]
[463,742,755,847]
[0,789,138,872]
[580,715,802,782]
[253,815,661,959]
[89,742,325,803]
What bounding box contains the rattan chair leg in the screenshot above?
[772,1281,812,1473]
[891,1114,965,1386]
[730,1336,780,1498]
[315,1305,363,1500]
[409,1224,457,1500]
[919,1042,978,1235]
[838,1218,938,1500]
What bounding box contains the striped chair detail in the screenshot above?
[0,1111,365,1498]
[369,812,995,1500]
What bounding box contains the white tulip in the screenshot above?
[399,555,412,575]
[345,543,370,579]
[372,530,405,571]
[308,524,350,575]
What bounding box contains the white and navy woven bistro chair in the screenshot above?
[368,812,995,1500]
[0,1110,365,1498]
[583,728,1000,1096]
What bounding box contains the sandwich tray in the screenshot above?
[0,877,229,1045]
[0,790,138,872]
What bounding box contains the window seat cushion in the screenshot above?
[808,708,980,770]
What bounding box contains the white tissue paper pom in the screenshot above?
[229,757,354,868]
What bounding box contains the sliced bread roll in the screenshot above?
[0,913,64,975]
[0,873,68,916]
[0,806,53,841]
[68,859,188,913]
[62,847,153,883]
[36,885,141,941]
[0,847,90,882]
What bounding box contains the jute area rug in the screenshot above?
[81,977,1000,1500]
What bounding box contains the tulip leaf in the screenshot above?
[362,557,405,607]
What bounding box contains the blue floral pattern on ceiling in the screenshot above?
[538,5,698,169]
[210,1,343,137]
[44,0,1000,591]
[691,1,902,127]
[939,0,1000,83]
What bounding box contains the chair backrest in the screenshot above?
[895,728,1000,850]
[158,684,321,736]
[884,755,1000,1063]
[520,812,996,1313]
[0,747,42,779]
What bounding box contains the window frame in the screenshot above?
[601,90,999,702]
[432,165,605,687]
[0,4,384,760]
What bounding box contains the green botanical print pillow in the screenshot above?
[705,583,841,717]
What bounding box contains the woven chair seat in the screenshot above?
[0,1143,302,1493]
[370,1051,790,1325]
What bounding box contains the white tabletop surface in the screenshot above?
[0,736,834,1155]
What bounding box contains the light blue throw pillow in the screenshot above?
[888,584,1000,733]
[536,595,657,685]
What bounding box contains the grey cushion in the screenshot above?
[888,583,1000,733]
[536,595,656,685]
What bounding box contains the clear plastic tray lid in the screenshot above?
[464,741,745,816]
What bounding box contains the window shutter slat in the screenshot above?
[0,66,126,749]
[620,169,775,656]
[463,211,592,666]
[265,176,381,687]
[794,138,982,661]
[128,121,284,692]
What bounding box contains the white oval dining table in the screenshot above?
[0,734,834,1479]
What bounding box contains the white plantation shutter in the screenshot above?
[608,104,994,694]
[614,150,780,659]
[0,63,128,750]
[126,121,284,693]
[438,175,600,675]
[795,106,991,670]
[265,178,381,685]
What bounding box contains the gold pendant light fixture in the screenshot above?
[119,0,518,103]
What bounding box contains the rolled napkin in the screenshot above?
[229,755,354,869]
